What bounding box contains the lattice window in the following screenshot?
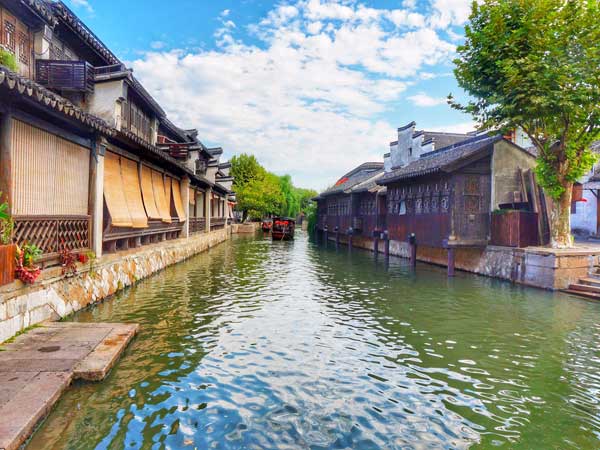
[17,31,28,65]
[13,217,90,257]
[49,42,63,60]
[4,20,15,53]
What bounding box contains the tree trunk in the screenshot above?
[549,182,573,248]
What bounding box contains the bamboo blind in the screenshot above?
[164,176,172,217]
[103,152,133,227]
[189,188,196,205]
[121,157,148,228]
[10,119,90,216]
[151,170,171,223]
[172,179,187,221]
[140,165,160,219]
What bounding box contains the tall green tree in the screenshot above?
[451,0,600,248]
[231,154,265,190]
[279,175,300,217]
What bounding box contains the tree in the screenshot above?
[236,172,284,220]
[451,0,600,248]
[278,175,300,217]
[231,154,265,190]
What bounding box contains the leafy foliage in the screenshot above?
[0,49,17,72]
[231,153,317,220]
[451,0,600,246]
[0,193,13,245]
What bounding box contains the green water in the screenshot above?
[29,233,600,449]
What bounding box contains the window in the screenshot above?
[399,201,406,215]
[3,18,15,53]
[17,31,28,65]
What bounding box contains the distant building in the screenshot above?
[571,141,600,238]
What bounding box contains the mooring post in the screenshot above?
[335,226,340,247]
[348,228,353,251]
[383,230,390,258]
[324,225,328,244]
[373,230,379,256]
[447,247,456,277]
[408,233,417,268]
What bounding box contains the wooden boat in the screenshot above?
[261,220,272,233]
[271,217,295,240]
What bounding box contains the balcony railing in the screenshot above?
[36,60,95,93]
[190,218,206,233]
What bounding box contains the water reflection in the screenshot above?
[29,233,600,449]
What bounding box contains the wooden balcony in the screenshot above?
[13,215,91,263]
[36,60,95,93]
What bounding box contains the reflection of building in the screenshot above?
[570,142,600,238]
[0,0,235,262]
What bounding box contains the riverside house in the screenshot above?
[313,121,568,285]
[0,0,235,340]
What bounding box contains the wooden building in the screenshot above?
[315,121,540,266]
[0,0,234,266]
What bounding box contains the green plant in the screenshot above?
[0,48,17,72]
[451,0,600,248]
[0,215,13,245]
[21,243,42,268]
[0,193,8,222]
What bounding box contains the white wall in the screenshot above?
[571,190,597,236]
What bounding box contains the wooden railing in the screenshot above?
[103,218,183,253]
[36,60,95,93]
[210,218,227,230]
[13,215,91,260]
[189,218,206,233]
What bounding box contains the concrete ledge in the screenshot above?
[0,322,138,450]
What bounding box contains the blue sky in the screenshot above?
[69,0,475,190]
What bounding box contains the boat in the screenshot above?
[271,217,295,240]
[261,219,273,233]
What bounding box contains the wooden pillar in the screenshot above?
[408,233,417,268]
[89,137,106,258]
[181,176,190,239]
[335,227,340,247]
[447,247,456,277]
[373,234,379,255]
[348,228,353,251]
[0,111,13,214]
[205,187,212,233]
[383,230,390,257]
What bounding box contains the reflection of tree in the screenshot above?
[306,242,597,447]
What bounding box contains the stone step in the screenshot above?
[579,277,600,287]
[569,283,600,294]
[563,289,600,301]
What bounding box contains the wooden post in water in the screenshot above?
[348,228,353,251]
[383,231,390,258]
[447,247,456,277]
[335,227,340,247]
[324,225,328,244]
[373,231,379,256]
[408,233,417,268]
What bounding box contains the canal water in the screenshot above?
[30,233,600,449]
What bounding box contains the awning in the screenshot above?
[165,176,173,216]
[140,165,161,220]
[103,152,132,227]
[189,188,196,205]
[121,157,149,228]
[172,179,187,221]
[152,170,171,223]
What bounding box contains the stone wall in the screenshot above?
[323,233,600,291]
[0,228,230,343]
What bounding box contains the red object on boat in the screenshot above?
[272,217,296,240]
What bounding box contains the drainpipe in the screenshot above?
[89,136,106,258]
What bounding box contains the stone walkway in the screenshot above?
[0,322,138,450]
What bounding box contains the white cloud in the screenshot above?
[426,121,476,134]
[408,92,447,107]
[430,0,474,28]
[220,9,230,17]
[131,0,463,189]
[150,41,166,50]
[70,0,93,13]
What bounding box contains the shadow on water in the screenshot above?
[28,232,600,449]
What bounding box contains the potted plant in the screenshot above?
[0,195,16,286]
[15,243,42,284]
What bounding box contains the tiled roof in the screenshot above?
[320,162,383,197]
[378,134,503,185]
[23,0,57,25]
[0,67,113,135]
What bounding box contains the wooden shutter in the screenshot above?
[103,152,132,227]
[121,157,148,228]
[172,179,186,221]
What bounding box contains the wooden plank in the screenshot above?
[519,168,529,205]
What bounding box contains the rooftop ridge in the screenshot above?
[419,133,497,160]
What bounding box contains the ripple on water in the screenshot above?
[26,233,600,450]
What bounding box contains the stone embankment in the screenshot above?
[0,227,230,343]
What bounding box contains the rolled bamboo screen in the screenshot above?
[151,170,171,223]
[140,165,160,219]
[172,179,187,221]
[189,188,196,205]
[120,157,148,228]
[10,119,89,216]
[164,176,172,217]
[103,152,133,227]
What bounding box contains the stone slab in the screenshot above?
[0,321,138,450]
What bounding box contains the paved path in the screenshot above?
[0,322,138,450]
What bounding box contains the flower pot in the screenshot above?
[0,243,16,286]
